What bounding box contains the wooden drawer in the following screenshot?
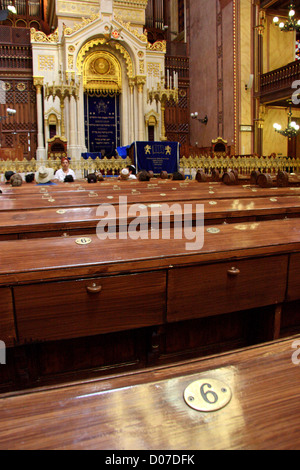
[287,253,300,301]
[0,288,16,347]
[14,271,166,343]
[167,256,288,322]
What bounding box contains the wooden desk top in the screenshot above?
[1,182,300,212]
[0,195,300,237]
[0,335,299,449]
[0,218,299,285]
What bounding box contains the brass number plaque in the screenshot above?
[75,237,92,245]
[184,378,232,412]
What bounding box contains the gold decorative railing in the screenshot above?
[0,157,132,178]
[0,155,299,179]
[179,155,300,175]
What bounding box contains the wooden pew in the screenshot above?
[0,194,300,240]
[0,218,299,393]
[0,335,300,450]
[1,182,300,213]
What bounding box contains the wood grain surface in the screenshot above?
[0,336,299,450]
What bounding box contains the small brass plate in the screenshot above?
[48,198,55,202]
[184,378,232,412]
[56,209,66,214]
[270,198,277,202]
[160,193,167,196]
[75,237,92,245]
[207,227,220,234]
[209,201,217,205]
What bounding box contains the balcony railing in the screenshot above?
[260,60,300,101]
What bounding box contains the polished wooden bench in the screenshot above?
[1,182,300,213]
[0,218,299,392]
[0,194,300,240]
[0,335,300,450]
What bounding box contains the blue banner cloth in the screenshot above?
[117,146,130,158]
[132,141,179,174]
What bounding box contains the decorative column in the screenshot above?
[69,95,77,149]
[129,77,135,143]
[147,76,178,141]
[44,72,80,154]
[77,74,86,155]
[136,76,146,141]
[33,76,46,161]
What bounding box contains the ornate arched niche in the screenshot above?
[77,38,135,81]
[83,51,122,95]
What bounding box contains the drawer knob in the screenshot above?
[227,267,240,276]
[86,283,102,294]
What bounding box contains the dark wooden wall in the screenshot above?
[0,25,37,160]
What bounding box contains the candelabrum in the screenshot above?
[273,102,300,139]
[273,3,300,32]
[45,70,80,138]
[147,73,179,141]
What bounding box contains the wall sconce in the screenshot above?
[191,112,208,125]
[273,3,300,32]
[245,74,254,91]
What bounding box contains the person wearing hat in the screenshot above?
[54,157,76,183]
[35,167,55,185]
[10,173,23,187]
[126,165,137,180]
[119,168,129,180]
[4,171,15,184]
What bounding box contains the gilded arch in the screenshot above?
[76,38,135,79]
[83,51,122,95]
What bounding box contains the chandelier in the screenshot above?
[273,3,300,32]
[273,102,300,138]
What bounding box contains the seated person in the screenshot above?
[95,170,104,181]
[137,170,151,182]
[4,171,15,184]
[171,171,184,181]
[64,175,74,183]
[126,165,137,180]
[35,166,55,185]
[119,168,129,180]
[25,173,35,183]
[10,173,23,187]
[54,157,76,182]
[87,173,97,183]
